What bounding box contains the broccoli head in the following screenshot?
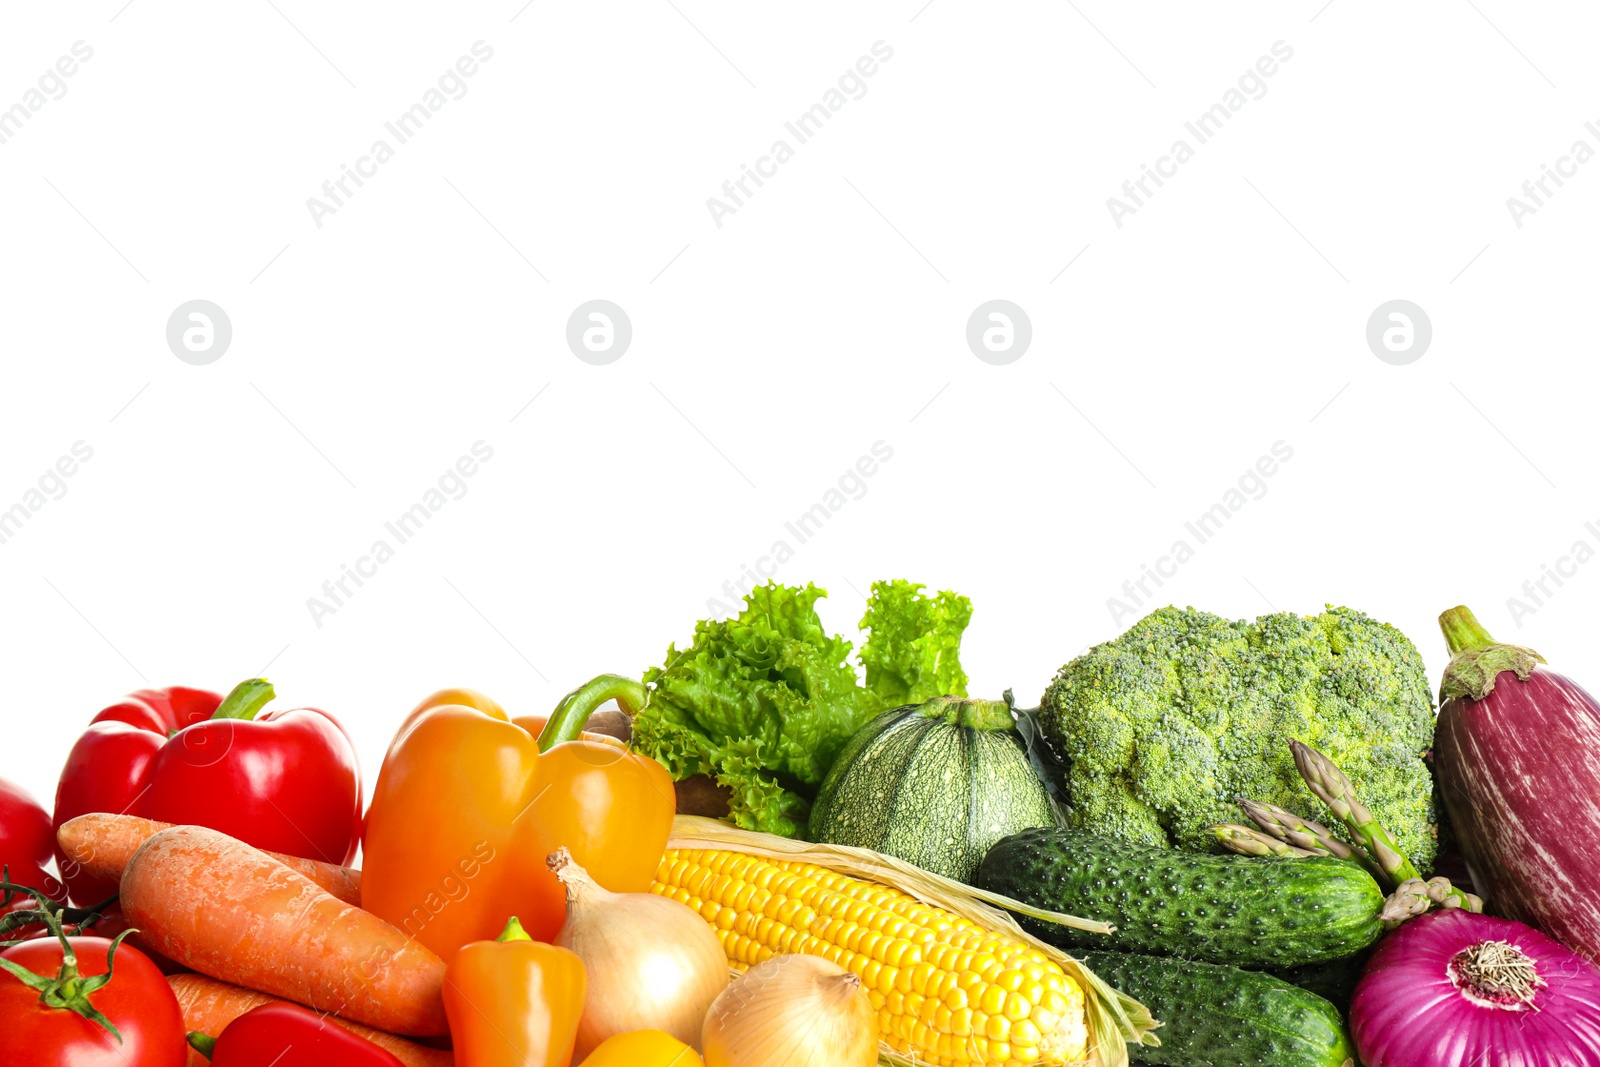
[1039,605,1438,871]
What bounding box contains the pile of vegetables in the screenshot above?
[5,584,1600,1067]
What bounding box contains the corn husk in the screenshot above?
[667,815,1161,1067]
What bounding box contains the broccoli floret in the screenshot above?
[1039,605,1439,871]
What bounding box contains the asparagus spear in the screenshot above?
[1290,739,1482,913]
[1239,798,1356,858]
[1209,823,1317,857]
[1288,740,1414,882]
[1379,878,1433,923]
[1238,797,1388,883]
[1379,877,1485,923]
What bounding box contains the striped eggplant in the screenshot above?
[1434,605,1600,961]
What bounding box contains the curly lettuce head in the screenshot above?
[859,579,972,708]
[633,580,971,837]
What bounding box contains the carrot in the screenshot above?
[121,825,448,1036]
[169,974,455,1067]
[58,814,363,905]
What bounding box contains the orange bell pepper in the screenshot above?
[442,916,586,1067]
[583,1030,705,1067]
[360,676,675,957]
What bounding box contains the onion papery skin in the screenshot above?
[1351,910,1600,1067]
[702,955,877,1067]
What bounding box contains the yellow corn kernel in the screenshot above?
[1011,1018,1043,1048]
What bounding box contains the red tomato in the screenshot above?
[0,934,185,1066]
[0,777,65,902]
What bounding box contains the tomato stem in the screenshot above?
[0,874,133,1043]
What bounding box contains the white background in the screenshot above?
[3,1,1597,819]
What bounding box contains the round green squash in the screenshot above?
[808,696,1059,883]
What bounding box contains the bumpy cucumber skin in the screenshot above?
[1267,953,1369,1015]
[977,828,1384,968]
[1085,951,1355,1067]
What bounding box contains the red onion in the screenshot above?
[1434,606,1600,960]
[1351,909,1600,1067]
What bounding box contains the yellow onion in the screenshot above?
[549,847,727,1060]
[701,954,877,1067]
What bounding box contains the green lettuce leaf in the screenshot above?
[634,583,881,836]
[859,579,972,707]
[633,580,973,837]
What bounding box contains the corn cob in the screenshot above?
[655,847,1088,1066]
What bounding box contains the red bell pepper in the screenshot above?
[52,679,362,904]
[188,1003,405,1067]
[0,778,64,903]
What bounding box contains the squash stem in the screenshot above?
[920,696,1013,732]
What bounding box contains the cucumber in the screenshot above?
[976,827,1384,968]
[1084,951,1355,1067]
[1267,952,1370,1015]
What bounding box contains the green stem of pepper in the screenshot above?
[211,678,276,721]
[538,674,647,752]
